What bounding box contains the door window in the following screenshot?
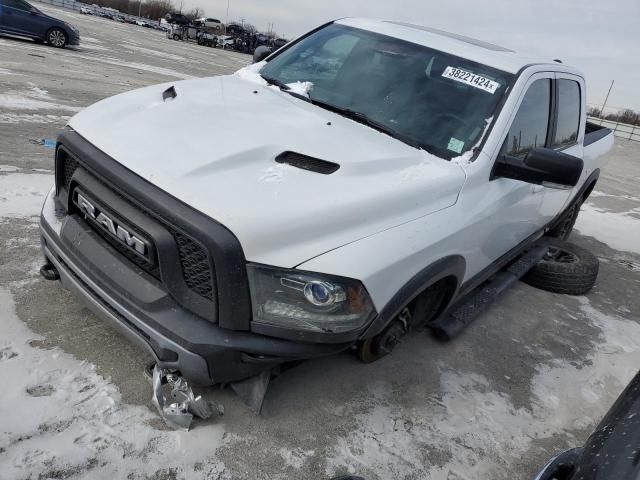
[501,78,551,157]
[553,79,581,148]
[4,0,31,10]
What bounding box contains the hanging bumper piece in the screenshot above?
[151,364,224,431]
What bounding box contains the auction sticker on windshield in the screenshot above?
[442,67,500,94]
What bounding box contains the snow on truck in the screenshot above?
[40,19,613,409]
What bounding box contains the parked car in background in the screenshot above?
[195,16,222,30]
[0,0,79,47]
[164,12,189,26]
[272,37,288,49]
[225,22,244,36]
[112,15,125,23]
[135,19,148,27]
[79,6,92,14]
[216,34,234,49]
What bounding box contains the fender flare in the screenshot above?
[547,168,600,232]
[360,255,466,339]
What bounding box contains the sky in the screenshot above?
[186,0,640,112]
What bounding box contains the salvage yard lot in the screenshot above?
[1,5,640,479]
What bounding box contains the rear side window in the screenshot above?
[4,0,31,10]
[553,79,581,148]
[501,78,551,157]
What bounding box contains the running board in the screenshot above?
[429,245,549,340]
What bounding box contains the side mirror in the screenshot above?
[253,45,272,64]
[492,148,583,189]
[30,7,40,14]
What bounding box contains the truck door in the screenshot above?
[538,74,586,222]
[459,73,554,278]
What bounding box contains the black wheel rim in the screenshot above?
[546,246,579,264]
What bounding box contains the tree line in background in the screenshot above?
[588,107,640,126]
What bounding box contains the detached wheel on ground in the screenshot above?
[523,238,599,295]
[47,28,67,48]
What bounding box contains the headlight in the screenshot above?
[247,264,375,334]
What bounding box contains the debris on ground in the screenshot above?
[151,364,224,431]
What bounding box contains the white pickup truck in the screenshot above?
[40,19,613,389]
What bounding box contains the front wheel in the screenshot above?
[547,201,581,240]
[173,34,180,41]
[47,28,67,48]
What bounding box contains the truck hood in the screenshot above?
[68,75,466,267]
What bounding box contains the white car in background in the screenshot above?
[196,17,223,30]
[79,6,93,14]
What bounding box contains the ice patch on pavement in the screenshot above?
[0,174,53,219]
[123,44,188,62]
[0,113,72,124]
[0,287,231,480]
[0,86,81,112]
[73,53,195,80]
[576,201,640,255]
[278,447,316,469]
[0,67,16,75]
[325,297,640,479]
[0,165,20,172]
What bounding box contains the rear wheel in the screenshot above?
[173,34,180,41]
[47,28,67,48]
[523,238,599,295]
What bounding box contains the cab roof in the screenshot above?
[336,18,582,76]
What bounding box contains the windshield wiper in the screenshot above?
[260,75,314,102]
[308,99,427,149]
[260,74,290,91]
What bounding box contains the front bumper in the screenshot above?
[40,187,352,385]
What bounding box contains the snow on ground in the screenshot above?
[0,287,230,480]
[0,174,53,219]
[325,297,640,479]
[71,53,195,80]
[0,113,72,124]
[576,194,640,255]
[0,85,81,113]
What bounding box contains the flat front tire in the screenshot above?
[47,28,67,48]
[523,238,599,295]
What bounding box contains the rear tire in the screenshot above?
[523,238,599,295]
[47,28,67,48]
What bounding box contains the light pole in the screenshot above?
[137,0,141,19]
[225,0,229,35]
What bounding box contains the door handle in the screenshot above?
[531,185,544,194]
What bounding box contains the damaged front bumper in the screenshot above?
[39,187,351,386]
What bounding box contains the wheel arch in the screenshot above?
[360,255,466,339]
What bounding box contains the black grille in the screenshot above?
[57,150,214,301]
[62,154,78,191]
[170,229,214,300]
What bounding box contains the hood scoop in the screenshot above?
[162,86,177,101]
[275,151,340,175]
